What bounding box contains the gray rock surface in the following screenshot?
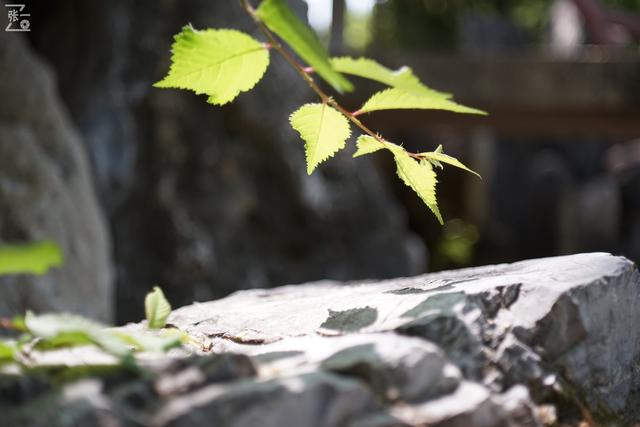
[0,31,113,320]
[2,252,639,426]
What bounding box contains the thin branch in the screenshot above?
[239,0,423,159]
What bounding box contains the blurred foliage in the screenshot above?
[0,241,62,276]
[435,219,479,267]
[345,10,374,52]
[0,287,185,368]
[372,0,640,51]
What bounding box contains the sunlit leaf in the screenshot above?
[353,135,443,223]
[290,103,351,174]
[419,145,481,178]
[360,88,486,115]
[353,135,391,157]
[331,56,450,98]
[0,241,63,276]
[145,286,172,329]
[394,151,443,224]
[256,0,352,93]
[155,26,270,105]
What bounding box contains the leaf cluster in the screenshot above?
[155,0,486,223]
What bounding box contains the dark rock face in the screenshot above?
[0,30,113,320]
[26,0,425,323]
[3,253,638,426]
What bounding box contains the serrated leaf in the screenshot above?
[290,103,351,174]
[145,286,172,329]
[155,26,270,105]
[353,137,444,223]
[360,88,486,115]
[419,150,481,178]
[353,135,387,157]
[394,151,443,224]
[0,241,63,276]
[256,0,352,93]
[331,57,450,98]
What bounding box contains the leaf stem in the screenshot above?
[239,0,422,159]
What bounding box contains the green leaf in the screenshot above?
[0,340,18,363]
[290,103,351,174]
[353,135,387,157]
[420,146,481,178]
[25,312,131,357]
[331,57,450,98]
[353,135,443,223]
[256,0,352,93]
[394,151,443,224]
[145,286,172,329]
[0,241,63,276]
[360,88,486,115]
[154,26,270,105]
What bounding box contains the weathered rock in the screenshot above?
[165,252,639,424]
[0,30,113,320]
[389,383,539,427]
[154,372,383,427]
[2,252,639,426]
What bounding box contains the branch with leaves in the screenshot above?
[155,0,486,224]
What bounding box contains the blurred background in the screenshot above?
[0,0,638,324]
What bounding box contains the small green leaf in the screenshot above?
[0,340,18,363]
[360,88,486,115]
[290,103,351,174]
[331,57,450,98]
[145,286,172,329]
[353,135,387,157]
[394,151,443,224]
[0,241,63,276]
[354,136,444,223]
[419,148,481,178]
[256,0,352,93]
[155,26,270,105]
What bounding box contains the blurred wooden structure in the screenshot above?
[361,52,640,138]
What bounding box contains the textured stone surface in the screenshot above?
[0,31,113,320]
[2,252,639,426]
